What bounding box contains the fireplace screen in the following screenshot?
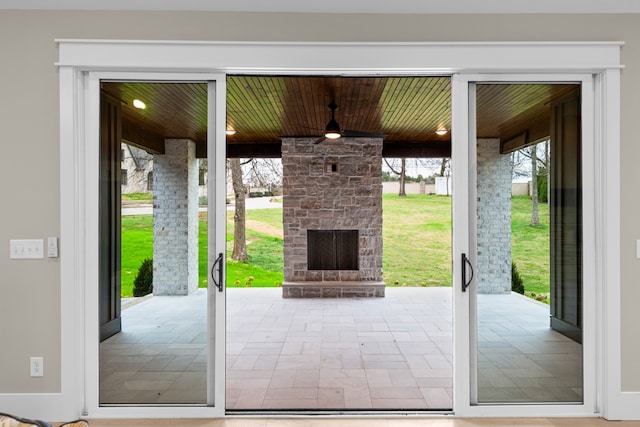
[307,230,359,270]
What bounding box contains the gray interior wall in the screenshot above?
[0,11,639,393]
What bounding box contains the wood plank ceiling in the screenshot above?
[100,77,578,158]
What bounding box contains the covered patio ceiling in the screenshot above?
[100,76,578,159]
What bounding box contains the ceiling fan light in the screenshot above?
[325,118,341,139]
[132,99,146,109]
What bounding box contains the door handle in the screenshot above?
[211,252,224,292]
[461,253,474,292]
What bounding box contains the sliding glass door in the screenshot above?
[452,74,596,415]
[93,74,227,417]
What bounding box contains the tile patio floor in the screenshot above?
[100,287,582,410]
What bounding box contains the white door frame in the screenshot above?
[452,73,598,417]
[207,79,228,412]
[57,40,623,419]
[63,70,227,419]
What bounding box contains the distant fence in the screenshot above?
[382,181,531,195]
[511,182,530,196]
[382,182,435,195]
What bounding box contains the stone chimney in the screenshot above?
[281,137,384,298]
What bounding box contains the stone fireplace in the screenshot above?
[281,137,385,298]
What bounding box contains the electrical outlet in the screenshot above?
[30,357,43,377]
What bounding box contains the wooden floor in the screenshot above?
[61,417,640,427]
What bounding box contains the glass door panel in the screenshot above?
[98,79,226,412]
[472,83,583,404]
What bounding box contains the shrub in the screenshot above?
[199,196,208,205]
[263,191,274,197]
[133,258,153,297]
[511,262,525,294]
[249,191,264,198]
[537,174,548,203]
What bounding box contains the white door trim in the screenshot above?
[56,40,623,420]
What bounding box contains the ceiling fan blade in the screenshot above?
[342,130,386,139]
[313,136,327,144]
[298,125,324,132]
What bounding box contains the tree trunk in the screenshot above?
[439,158,448,177]
[230,158,248,260]
[545,140,551,208]
[530,144,540,226]
[439,158,451,196]
[398,158,407,197]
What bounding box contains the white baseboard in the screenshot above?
[0,393,78,422]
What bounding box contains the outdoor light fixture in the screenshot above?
[132,99,146,109]
[436,128,448,136]
[324,103,342,139]
[324,119,341,139]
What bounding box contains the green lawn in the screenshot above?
[382,194,452,287]
[122,192,153,202]
[120,194,550,298]
[225,210,284,287]
[121,215,154,297]
[511,196,550,297]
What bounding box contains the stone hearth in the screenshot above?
[281,137,384,298]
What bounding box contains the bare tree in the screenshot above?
[510,149,529,182]
[383,158,407,196]
[229,158,248,260]
[514,140,550,224]
[243,158,283,192]
[530,144,540,226]
[543,140,550,204]
[437,158,451,196]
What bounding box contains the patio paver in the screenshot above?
[100,287,581,409]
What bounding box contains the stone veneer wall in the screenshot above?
[282,137,383,284]
[477,138,512,294]
[152,139,199,295]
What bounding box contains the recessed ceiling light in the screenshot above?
[226,129,237,136]
[436,129,448,136]
[132,99,146,109]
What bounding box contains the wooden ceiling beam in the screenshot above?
[121,117,165,155]
[216,141,452,159]
[382,141,451,158]
[500,117,550,154]
[223,142,283,159]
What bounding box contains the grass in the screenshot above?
[511,196,550,297]
[382,194,452,287]
[122,193,153,202]
[225,210,284,287]
[120,194,550,298]
[121,215,154,297]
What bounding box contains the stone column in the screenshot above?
[152,139,199,295]
[476,138,512,294]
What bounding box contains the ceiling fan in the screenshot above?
[314,102,385,144]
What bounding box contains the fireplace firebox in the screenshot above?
[307,230,359,271]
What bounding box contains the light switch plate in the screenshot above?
[47,237,58,258]
[10,239,44,259]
